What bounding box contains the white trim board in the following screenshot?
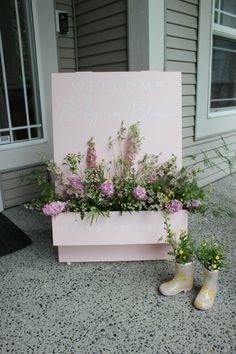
[195,0,236,140]
[127,0,164,71]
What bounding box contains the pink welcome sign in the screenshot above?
[52,72,182,167]
[51,71,183,262]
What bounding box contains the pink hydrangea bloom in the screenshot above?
[167,199,182,214]
[133,186,146,200]
[100,179,114,198]
[42,201,66,216]
[67,175,84,194]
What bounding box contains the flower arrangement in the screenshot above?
[27,122,206,221]
[163,216,227,271]
[164,215,195,264]
[195,236,227,271]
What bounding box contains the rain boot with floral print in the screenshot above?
[159,261,195,296]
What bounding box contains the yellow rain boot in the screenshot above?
[194,268,219,310]
[159,261,195,296]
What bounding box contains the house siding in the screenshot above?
[75,0,128,71]
[0,165,47,209]
[165,0,236,185]
[55,0,77,72]
[56,0,128,72]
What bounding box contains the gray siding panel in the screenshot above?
[166,0,198,16]
[76,0,128,71]
[56,0,76,72]
[166,48,196,62]
[165,0,236,185]
[0,165,46,209]
[77,1,126,25]
[166,11,198,28]
[166,24,197,40]
[166,37,197,51]
[76,0,119,14]
[78,26,127,46]
[79,38,127,57]
[56,0,128,72]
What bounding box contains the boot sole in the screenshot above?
[193,302,214,311]
[159,287,192,296]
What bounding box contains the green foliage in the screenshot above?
[24,174,59,211]
[195,236,227,271]
[164,214,195,264]
[187,136,236,176]
[63,152,83,174]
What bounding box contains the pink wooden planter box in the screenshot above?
[52,210,188,262]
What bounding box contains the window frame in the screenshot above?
[195,0,236,139]
[0,0,57,151]
[0,0,44,146]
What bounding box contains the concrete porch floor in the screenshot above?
[0,175,236,354]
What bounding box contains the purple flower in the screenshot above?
[42,201,66,216]
[186,199,202,208]
[133,186,146,200]
[167,199,182,214]
[100,179,114,198]
[67,175,84,194]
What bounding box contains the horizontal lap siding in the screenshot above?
[56,0,76,72]
[0,165,47,209]
[165,0,236,185]
[75,0,128,71]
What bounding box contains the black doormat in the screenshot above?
[0,213,32,257]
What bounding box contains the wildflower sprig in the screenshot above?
[164,214,194,264]
[195,236,227,271]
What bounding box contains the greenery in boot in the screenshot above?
[164,215,194,264]
[195,236,227,271]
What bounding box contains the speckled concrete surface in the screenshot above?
[0,176,236,354]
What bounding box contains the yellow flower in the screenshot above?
[215,255,220,260]
[168,191,174,198]
[212,264,217,269]
[179,249,184,255]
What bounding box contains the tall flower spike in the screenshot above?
[125,122,142,164]
[86,137,97,169]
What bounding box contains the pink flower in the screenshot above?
[166,199,182,214]
[147,175,157,183]
[86,138,97,169]
[67,175,84,194]
[125,136,136,164]
[42,201,66,216]
[100,179,114,198]
[186,199,202,208]
[133,186,146,200]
